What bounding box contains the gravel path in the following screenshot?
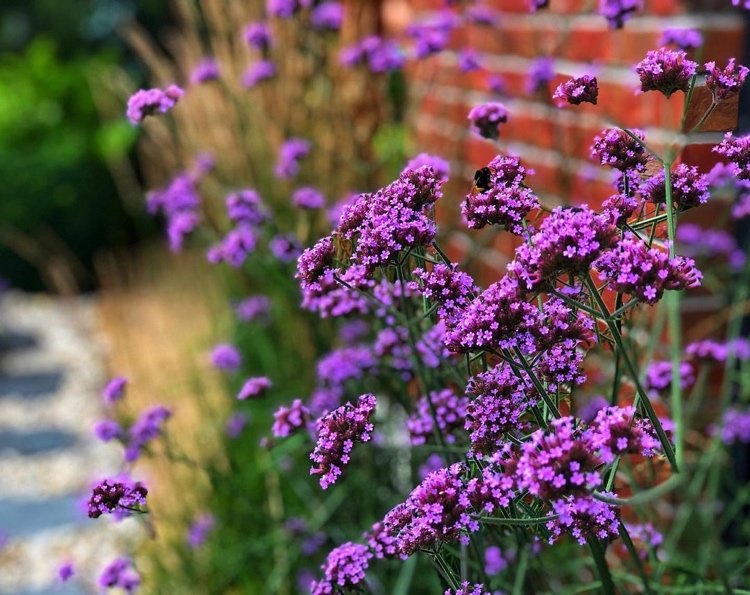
[0,292,136,594]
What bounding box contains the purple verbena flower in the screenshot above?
[467,102,509,140]
[644,360,695,393]
[126,85,184,125]
[404,153,450,182]
[237,376,272,400]
[317,346,375,387]
[548,495,621,545]
[705,58,750,102]
[311,2,343,30]
[639,163,710,209]
[269,234,304,262]
[225,411,248,438]
[207,225,258,267]
[187,513,215,549]
[553,75,599,106]
[412,263,478,324]
[585,405,661,463]
[527,57,555,94]
[98,558,140,593]
[244,22,273,50]
[87,477,147,519]
[462,154,539,233]
[591,128,649,171]
[310,393,376,488]
[242,60,276,88]
[267,0,307,18]
[58,561,75,582]
[446,583,491,595]
[340,36,404,73]
[635,48,697,98]
[660,28,703,50]
[93,419,122,443]
[719,407,750,444]
[103,376,128,405]
[713,132,750,180]
[407,389,468,446]
[293,187,325,209]
[458,49,481,73]
[407,14,455,59]
[310,542,372,594]
[126,405,171,462]
[189,58,220,84]
[484,545,508,575]
[235,295,272,322]
[594,233,702,304]
[275,138,310,179]
[226,189,268,225]
[272,399,309,438]
[211,344,242,371]
[598,0,640,29]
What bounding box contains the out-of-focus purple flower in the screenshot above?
[548,495,621,545]
[488,74,507,95]
[93,419,122,443]
[242,60,276,87]
[272,399,309,438]
[527,57,555,94]
[625,522,663,558]
[237,376,272,400]
[407,389,467,446]
[189,58,220,84]
[98,558,140,593]
[467,4,496,25]
[293,187,325,209]
[719,407,750,444]
[125,405,172,462]
[267,0,308,18]
[591,128,648,172]
[310,394,376,489]
[462,154,538,234]
[527,0,550,10]
[644,360,695,394]
[311,2,343,30]
[418,453,444,480]
[275,138,310,179]
[468,102,509,140]
[308,386,344,417]
[340,36,404,73]
[579,395,610,423]
[458,49,481,73]
[244,22,273,50]
[235,295,271,322]
[87,476,148,519]
[310,542,372,594]
[635,48,697,98]
[677,223,746,271]
[126,85,184,125]
[416,320,454,368]
[484,546,508,575]
[598,0,640,29]
[595,232,702,304]
[58,561,75,582]
[103,377,128,405]
[553,75,599,106]
[705,58,750,102]
[317,346,375,387]
[207,225,257,268]
[211,344,242,371]
[660,28,703,50]
[225,412,248,438]
[404,153,450,183]
[187,513,215,549]
[269,234,303,262]
[226,189,268,225]
[407,14,456,59]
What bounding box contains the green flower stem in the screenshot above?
[479,514,558,526]
[588,538,616,595]
[584,275,679,471]
[511,347,561,419]
[663,162,685,470]
[592,473,683,506]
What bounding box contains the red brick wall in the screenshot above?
[400,0,746,277]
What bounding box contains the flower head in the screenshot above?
[468,103,508,140]
[527,57,555,93]
[412,263,478,324]
[340,36,404,73]
[58,561,75,582]
[225,411,248,438]
[310,394,376,489]
[237,376,272,400]
[446,583,491,595]
[93,419,122,442]
[242,60,276,87]
[310,542,372,594]
[211,344,243,371]
[660,28,703,50]
[226,189,268,225]
[553,75,599,106]
[275,138,310,179]
[189,58,220,84]
[126,85,183,124]
[585,405,661,463]
[98,558,140,593]
[404,153,450,182]
[591,128,648,171]
[311,2,343,30]
[639,163,709,210]
[87,476,148,519]
[187,513,215,549]
[705,58,750,102]
[244,22,273,50]
[235,295,271,322]
[126,405,171,462]
[272,399,309,438]
[548,495,621,545]
[598,0,640,29]
[635,48,697,98]
[292,187,325,209]
[407,389,467,446]
[713,132,750,180]
[103,376,128,405]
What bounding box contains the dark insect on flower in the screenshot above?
[473,167,493,193]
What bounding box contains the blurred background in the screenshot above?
[0,0,748,593]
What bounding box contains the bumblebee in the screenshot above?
[472,167,493,194]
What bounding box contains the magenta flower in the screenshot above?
[57,561,75,582]
[235,295,271,322]
[244,22,273,50]
[446,583,491,595]
[226,189,268,225]
[310,394,376,489]
[527,57,555,93]
[87,476,148,519]
[310,542,372,594]
[595,233,702,304]
[272,399,309,438]
[585,406,661,463]
[705,58,750,102]
[275,138,310,179]
[553,75,599,106]
[548,495,621,545]
[125,405,172,462]
[311,2,343,30]
[292,187,325,209]
[635,48,697,98]
[237,376,272,400]
[241,60,276,87]
[458,49,481,73]
[102,376,128,405]
[225,412,248,438]
[211,344,242,371]
[126,84,184,124]
[639,163,709,210]
[713,132,750,180]
[468,102,509,140]
[591,128,649,172]
[412,263,478,324]
[340,36,404,73]
[187,513,215,549]
[660,28,703,50]
[461,155,539,234]
[93,419,122,443]
[404,153,450,182]
[98,558,140,593]
[207,224,258,267]
[407,389,467,446]
[719,407,750,444]
[598,0,640,29]
[189,58,219,84]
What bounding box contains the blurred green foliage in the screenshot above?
[0,39,139,290]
